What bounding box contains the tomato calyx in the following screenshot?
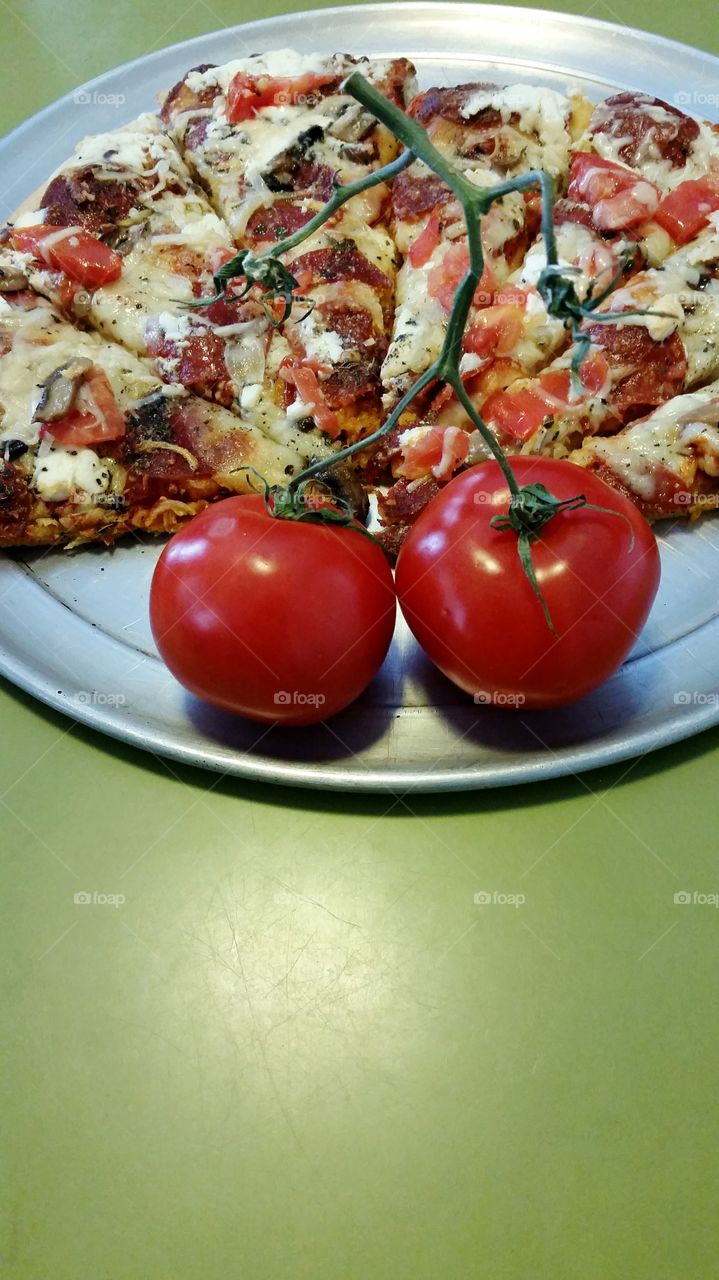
[187,250,314,324]
[240,466,380,544]
[489,481,635,634]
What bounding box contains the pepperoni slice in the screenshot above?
[288,244,392,290]
[244,201,316,246]
[585,322,688,420]
[378,476,441,525]
[391,172,452,222]
[590,92,700,173]
[40,171,140,233]
[409,83,501,127]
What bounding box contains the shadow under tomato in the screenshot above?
[409,647,658,756]
[184,658,408,763]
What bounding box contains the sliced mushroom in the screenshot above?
[315,459,370,524]
[0,262,30,292]
[338,141,376,165]
[34,358,93,423]
[327,103,375,143]
[263,124,325,191]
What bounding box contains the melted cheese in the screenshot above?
[581,382,719,497]
[592,111,719,192]
[184,50,336,96]
[381,256,445,392]
[0,301,163,447]
[460,85,572,177]
[32,439,110,503]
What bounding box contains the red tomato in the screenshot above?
[654,177,719,245]
[150,495,396,725]
[282,365,340,437]
[464,304,524,358]
[226,71,336,123]
[13,225,122,288]
[396,424,470,482]
[427,243,496,311]
[483,353,610,441]
[41,367,125,446]
[395,458,660,709]
[482,384,551,441]
[408,213,441,268]
[567,152,660,230]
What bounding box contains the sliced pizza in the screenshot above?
[160,50,416,241]
[479,219,719,454]
[0,291,304,547]
[566,91,719,263]
[574,379,719,518]
[380,83,593,405]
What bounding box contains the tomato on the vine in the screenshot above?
[150,495,396,725]
[395,458,661,710]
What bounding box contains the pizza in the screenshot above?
[2,55,719,552]
[0,292,302,546]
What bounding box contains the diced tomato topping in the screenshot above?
[427,243,496,312]
[654,177,719,245]
[483,352,610,441]
[226,71,337,123]
[408,214,441,268]
[12,225,122,289]
[282,365,340,438]
[41,366,125,446]
[482,385,553,441]
[464,305,524,359]
[568,152,660,231]
[397,425,470,483]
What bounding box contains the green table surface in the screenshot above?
[2,3,719,1276]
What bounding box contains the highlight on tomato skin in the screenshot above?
[394,458,662,711]
[149,494,397,726]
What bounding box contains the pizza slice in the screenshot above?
[478,219,719,454]
[566,91,719,264]
[0,291,304,547]
[380,82,594,405]
[160,50,416,241]
[573,380,719,518]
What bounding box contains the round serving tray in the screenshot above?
[2,3,719,791]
